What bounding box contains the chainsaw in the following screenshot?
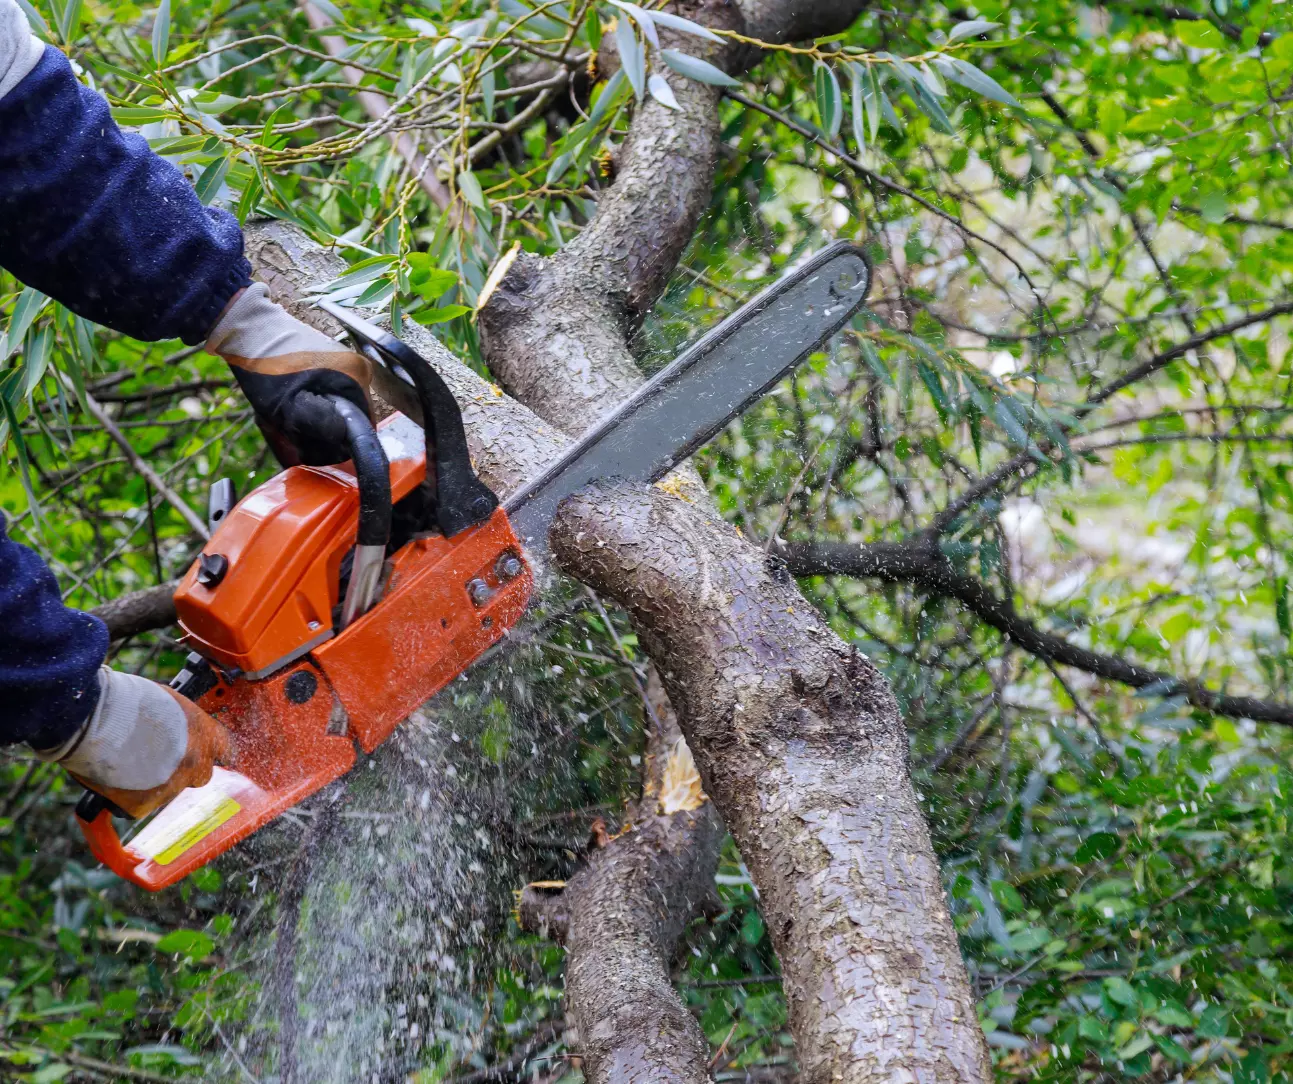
[74,242,871,891]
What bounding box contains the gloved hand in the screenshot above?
[36,668,234,819]
[206,282,374,467]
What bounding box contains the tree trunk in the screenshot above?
[476,0,991,1078]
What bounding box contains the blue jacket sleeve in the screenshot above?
[0,46,252,345]
[0,514,108,749]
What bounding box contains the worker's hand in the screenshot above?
[37,668,234,819]
[206,282,374,467]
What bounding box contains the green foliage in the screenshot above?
[5,0,1293,1079]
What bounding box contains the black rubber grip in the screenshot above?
[76,789,130,822]
[330,396,392,548]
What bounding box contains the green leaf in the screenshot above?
[2,287,49,362]
[1196,1003,1230,1038]
[323,254,398,293]
[408,265,458,300]
[585,6,602,51]
[457,170,486,210]
[13,0,49,36]
[919,60,947,97]
[947,18,1001,43]
[155,928,214,960]
[849,63,868,153]
[863,64,882,141]
[111,105,171,124]
[104,989,140,1014]
[991,879,1025,912]
[910,76,955,133]
[151,0,171,65]
[1076,831,1121,863]
[917,361,951,420]
[616,14,647,101]
[587,70,626,128]
[235,173,262,225]
[412,304,472,325]
[1153,1001,1193,1027]
[660,48,739,87]
[648,73,680,109]
[607,0,659,48]
[878,85,903,133]
[1118,1033,1154,1060]
[0,398,42,527]
[858,337,891,384]
[815,61,843,137]
[936,55,1023,110]
[649,9,723,43]
[1010,927,1052,952]
[546,150,574,183]
[189,91,245,114]
[1199,190,1229,223]
[354,277,396,307]
[1078,1015,1108,1041]
[146,134,209,155]
[1103,976,1139,1007]
[56,0,82,44]
[193,155,230,205]
[1174,18,1225,49]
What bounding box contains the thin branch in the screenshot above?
[1087,299,1293,405]
[298,0,452,209]
[777,539,1293,727]
[726,89,1053,320]
[60,375,209,540]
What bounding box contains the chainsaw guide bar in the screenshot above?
[75,243,871,890]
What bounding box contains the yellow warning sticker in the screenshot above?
[154,798,241,866]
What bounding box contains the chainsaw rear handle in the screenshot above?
[329,395,391,548]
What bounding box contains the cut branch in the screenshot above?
[778,539,1293,727]
[520,677,723,1084]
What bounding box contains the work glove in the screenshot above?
[206,282,374,467]
[36,668,234,819]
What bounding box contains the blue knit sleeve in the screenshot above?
[0,514,108,749]
[0,46,252,345]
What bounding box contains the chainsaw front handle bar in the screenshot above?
[329,395,391,549]
[317,300,498,538]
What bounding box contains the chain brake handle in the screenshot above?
[318,300,498,537]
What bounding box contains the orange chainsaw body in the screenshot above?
[80,412,533,891]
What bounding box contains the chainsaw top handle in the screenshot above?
[329,395,391,548]
[317,300,498,538]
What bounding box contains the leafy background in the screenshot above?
[4,0,1293,1080]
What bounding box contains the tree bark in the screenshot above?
[552,488,992,1083]
[91,582,177,641]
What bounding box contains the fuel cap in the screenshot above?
[196,553,229,588]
